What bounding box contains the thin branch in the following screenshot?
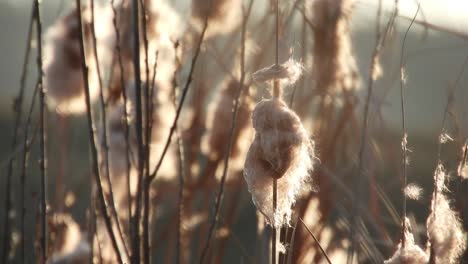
[398,5,419,248]
[19,81,40,264]
[110,0,133,240]
[89,0,130,258]
[198,1,253,262]
[139,1,153,262]
[272,0,281,263]
[170,40,185,264]
[148,4,210,182]
[298,218,332,264]
[74,1,123,263]
[32,1,48,262]
[348,0,396,261]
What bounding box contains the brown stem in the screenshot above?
[74,1,123,263]
[198,1,253,262]
[89,0,129,258]
[32,1,48,262]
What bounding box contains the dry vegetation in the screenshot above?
[1,0,467,263]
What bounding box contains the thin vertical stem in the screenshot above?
[399,5,419,248]
[33,1,47,262]
[89,0,129,258]
[110,0,132,238]
[130,0,144,261]
[272,0,280,263]
[139,1,152,262]
[273,0,281,98]
[347,0,396,261]
[199,1,253,262]
[272,179,277,264]
[74,1,123,263]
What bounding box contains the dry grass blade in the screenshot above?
[298,217,332,264]
[398,4,420,248]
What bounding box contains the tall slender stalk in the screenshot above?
[199,2,253,262]
[110,0,133,238]
[272,1,280,263]
[74,1,123,263]
[139,2,153,262]
[89,0,129,258]
[32,1,48,262]
[130,0,145,261]
[398,5,419,248]
[347,0,396,261]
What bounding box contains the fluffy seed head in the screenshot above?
[384,218,429,264]
[427,164,467,264]
[244,98,314,228]
[404,183,423,200]
[253,59,304,87]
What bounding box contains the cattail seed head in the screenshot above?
[244,98,314,228]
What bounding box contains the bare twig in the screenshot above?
[19,81,40,264]
[129,0,146,261]
[74,1,123,263]
[298,218,332,264]
[110,0,133,238]
[89,0,130,258]
[170,41,185,264]
[32,1,48,262]
[148,6,210,182]
[138,1,154,262]
[398,5,419,248]
[198,1,253,262]
[348,0,396,262]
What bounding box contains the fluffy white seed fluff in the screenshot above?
[404,183,423,200]
[427,195,467,263]
[384,218,429,264]
[244,98,314,228]
[253,59,304,87]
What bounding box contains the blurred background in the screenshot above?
[0,0,467,263]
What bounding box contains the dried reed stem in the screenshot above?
[19,81,39,264]
[89,0,130,259]
[148,6,210,182]
[139,1,153,262]
[129,0,145,261]
[199,2,253,262]
[348,0,395,261]
[110,0,133,236]
[170,41,185,264]
[272,0,280,263]
[74,1,123,263]
[33,1,48,262]
[399,5,419,248]
[1,3,34,263]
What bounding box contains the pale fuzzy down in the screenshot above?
[427,193,467,264]
[384,218,428,264]
[244,98,314,229]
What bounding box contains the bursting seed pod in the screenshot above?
[244,98,314,228]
